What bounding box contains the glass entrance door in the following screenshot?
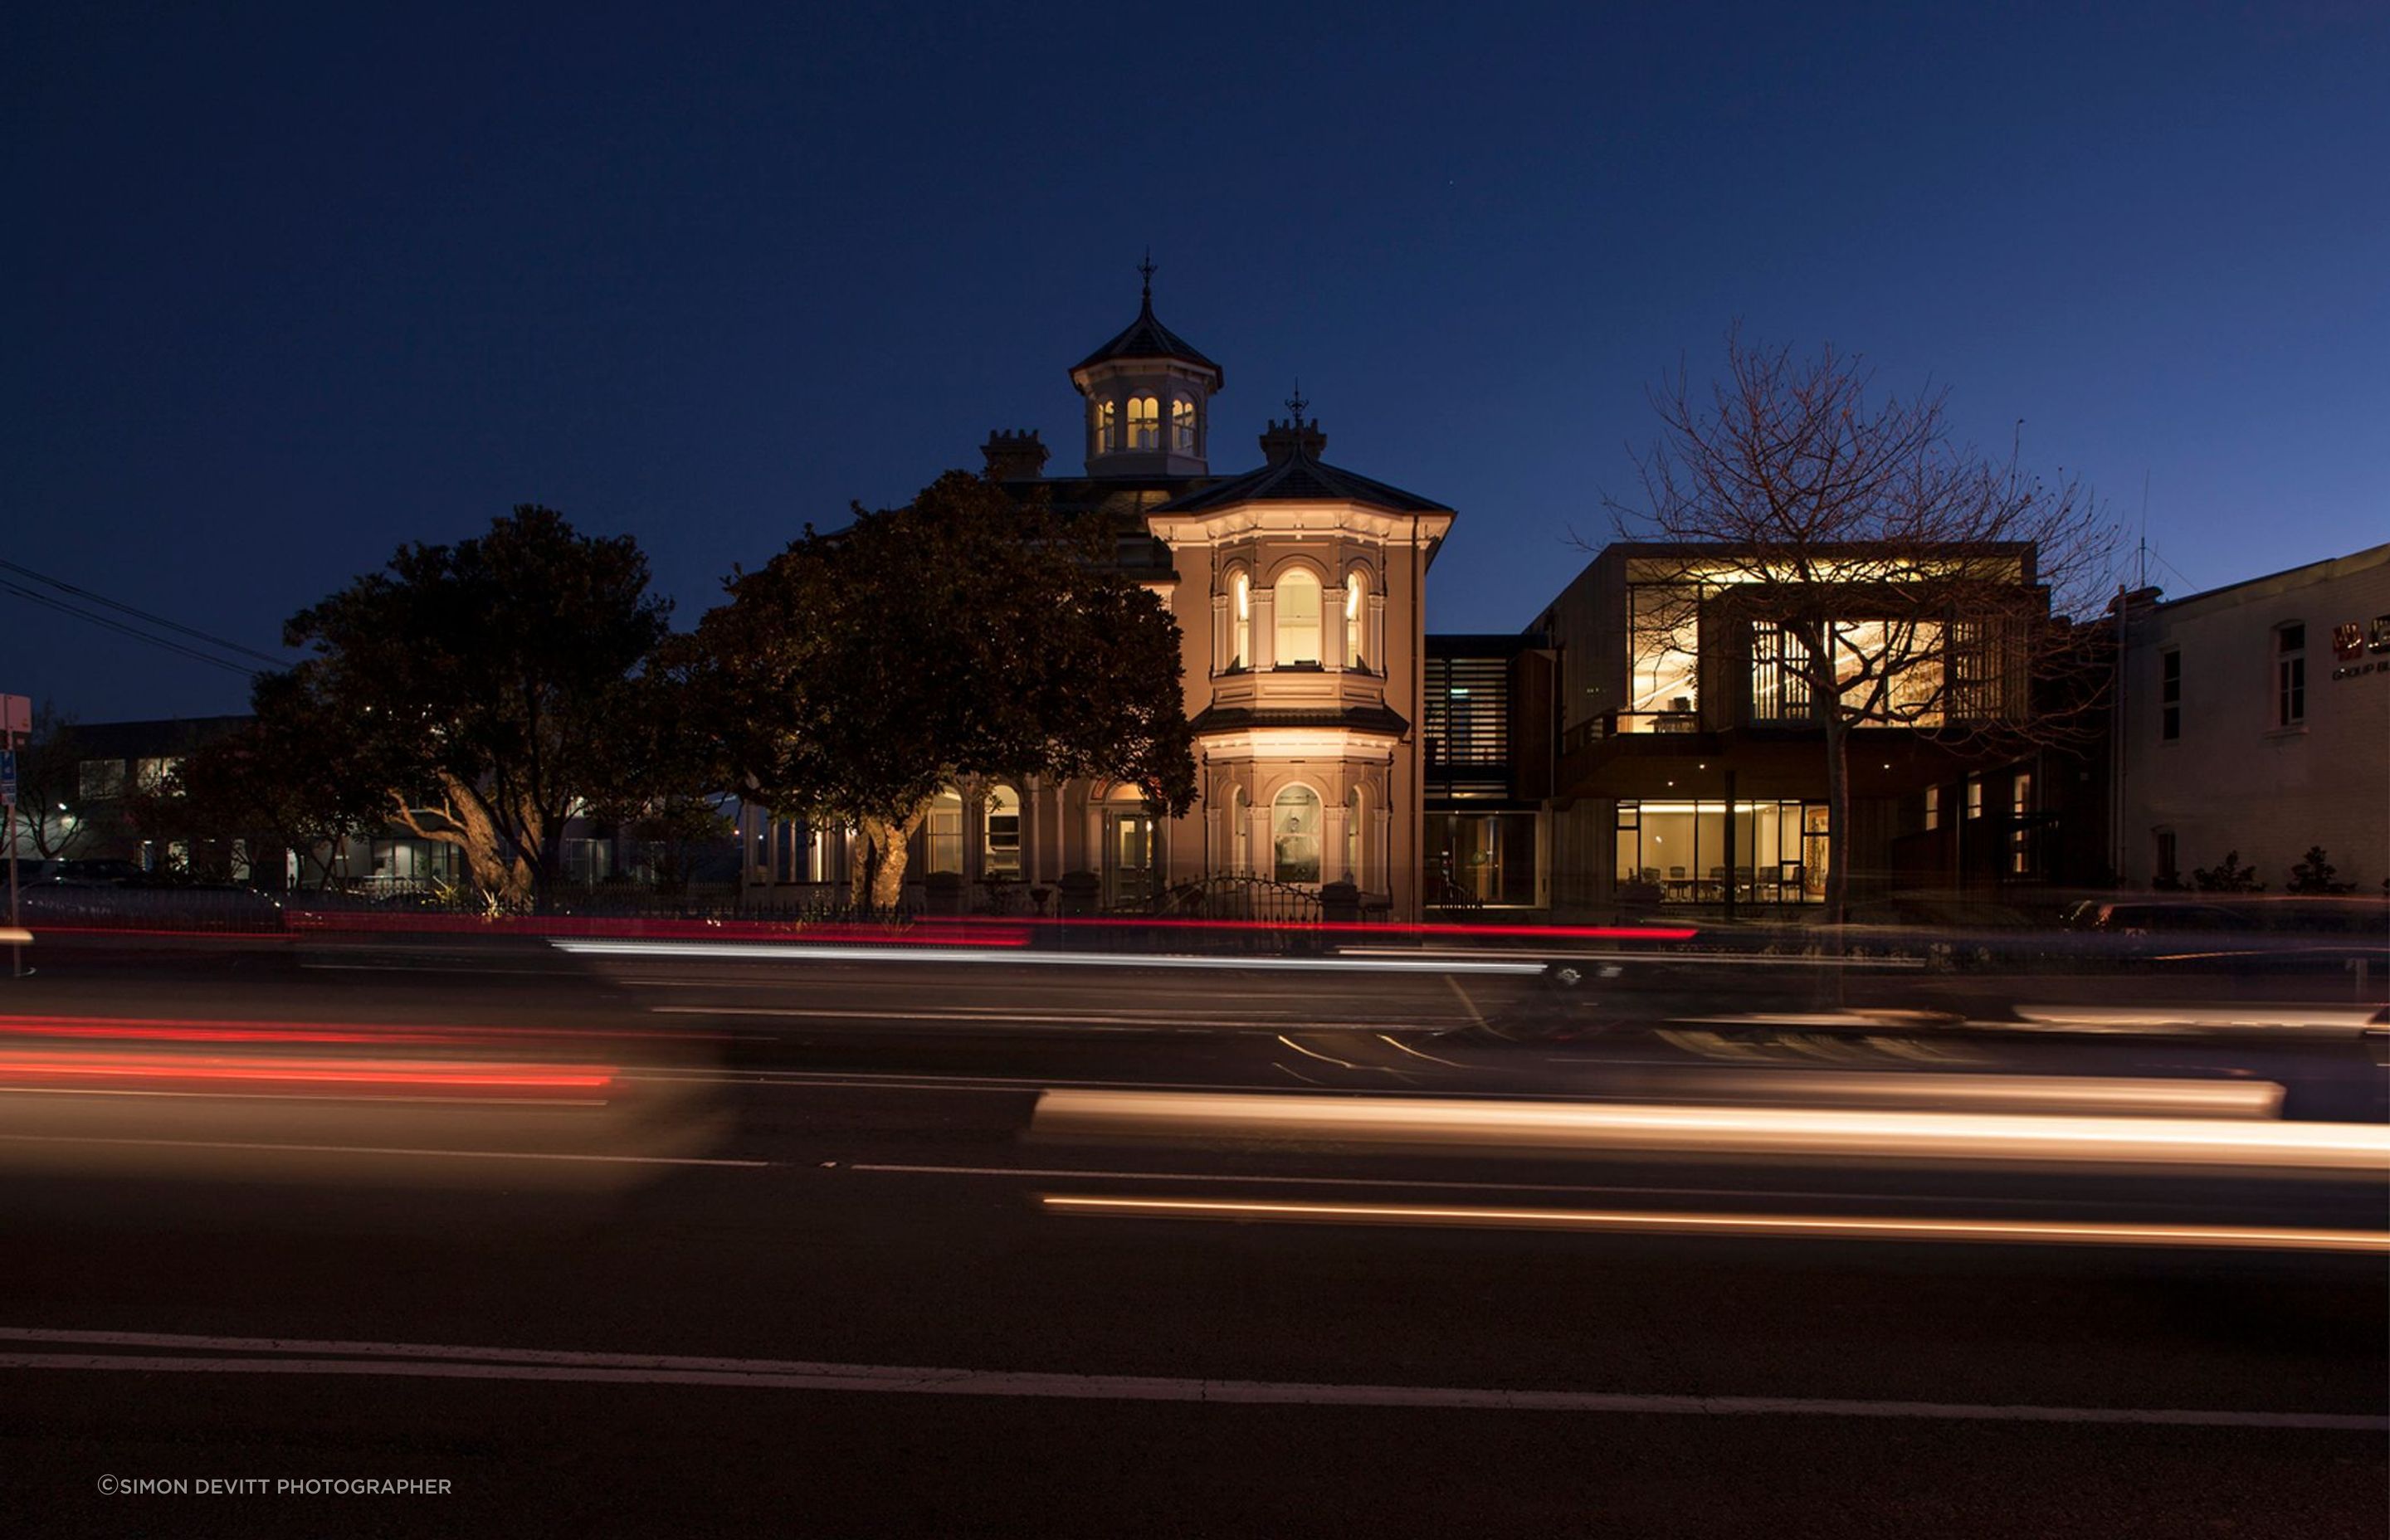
[1105,811,1155,909]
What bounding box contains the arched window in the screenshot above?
[1272,785,1321,884]
[1227,786,1249,875]
[1170,394,1197,451]
[1128,396,1159,450]
[1344,786,1363,884]
[1092,399,1115,452]
[1344,568,1369,670]
[1230,571,1251,670]
[1274,568,1322,665]
[983,785,1021,877]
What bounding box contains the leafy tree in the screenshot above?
[687,471,1195,909]
[1598,332,2115,921]
[276,506,674,906]
[2287,846,2356,895]
[2191,850,2263,894]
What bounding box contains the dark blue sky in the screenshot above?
[8,1,2385,720]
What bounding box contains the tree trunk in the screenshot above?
[868,825,909,911]
[1822,714,1851,927]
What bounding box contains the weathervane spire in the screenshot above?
[1138,247,1156,304]
[1285,379,1308,422]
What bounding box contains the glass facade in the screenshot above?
[1613,799,1827,903]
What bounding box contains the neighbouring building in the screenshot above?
[1422,632,1555,911]
[2114,543,2390,894]
[7,714,248,876]
[1526,541,2110,917]
[741,268,1456,918]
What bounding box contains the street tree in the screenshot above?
[277,506,675,905]
[687,470,1195,909]
[7,704,110,862]
[1601,334,2116,921]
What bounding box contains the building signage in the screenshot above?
[2329,614,2390,680]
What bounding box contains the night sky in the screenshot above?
[8,2,2385,722]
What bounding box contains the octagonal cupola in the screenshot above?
[1069,256,1222,478]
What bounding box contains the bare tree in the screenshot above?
[1597,334,2117,921]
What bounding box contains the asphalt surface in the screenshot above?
[0,932,2383,1538]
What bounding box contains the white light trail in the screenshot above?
[549,939,1547,975]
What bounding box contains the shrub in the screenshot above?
[2190,850,2263,894]
[2287,846,2357,895]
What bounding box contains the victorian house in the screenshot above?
[740,270,1456,919]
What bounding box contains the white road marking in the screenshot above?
[0,1327,2374,1430]
[0,1133,771,1167]
[1378,1034,1466,1067]
[1274,1034,1362,1070]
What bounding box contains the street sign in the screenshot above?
[0,748,13,806]
[0,694,27,737]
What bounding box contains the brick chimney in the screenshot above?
[1257,416,1326,466]
[980,429,1049,482]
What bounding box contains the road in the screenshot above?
[1,932,2383,1538]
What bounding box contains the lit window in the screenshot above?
[1170,395,1196,451]
[1629,585,1700,724]
[924,790,963,875]
[1965,775,1983,820]
[1272,785,1321,884]
[1274,568,1322,665]
[2008,772,2034,875]
[1231,572,1251,670]
[1344,568,1368,670]
[1092,399,1115,452]
[2159,650,2181,741]
[1128,396,1159,451]
[1923,785,1941,831]
[2274,623,2305,728]
[136,756,180,793]
[1751,625,1811,722]
[1344,786,1363,883]
[984,786,1021,877]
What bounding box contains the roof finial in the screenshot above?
[1285,379,1308,422]
[1138,247,1156,303]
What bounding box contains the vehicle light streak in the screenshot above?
[548,940,1549,974]
[1029,1090,2390,1175]
[0,1013,726,1045]
[0,1050,615,1094]
[1596,1071,2289,1118]
[1037,1194,2390,1252]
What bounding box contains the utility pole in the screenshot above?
[2,692,27,977]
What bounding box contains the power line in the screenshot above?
[0,579,261,678]
[0,558,287,666]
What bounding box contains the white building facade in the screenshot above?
[2114,543,2390,893]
